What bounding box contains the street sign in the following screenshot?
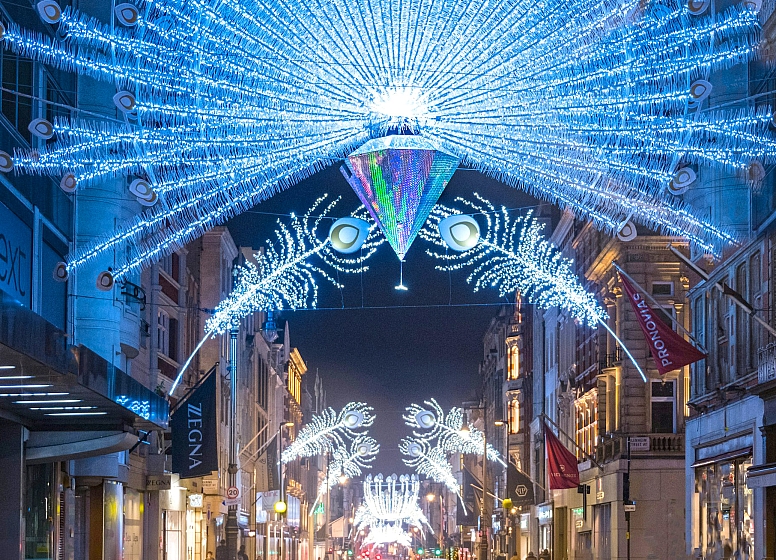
[629,436,650,452]
[624,503,636,512]
[226,486,240,500]
[224,497,241,506]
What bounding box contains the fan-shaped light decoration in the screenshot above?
[329,217,370,254]
[438,214,480,252]
[317,436,380,497]
[357,474,431,533]
[341,135,459,261]
[281,402,375,463]
[1,0,770,280]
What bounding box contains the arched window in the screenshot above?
[509,399,520,433]
[509,346,519,380]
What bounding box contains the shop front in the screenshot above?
[536,503,553,557]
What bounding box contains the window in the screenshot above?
[575,392,598,458]
[692,295,706,398]
[654,305,676,330]
[651,380,675,433]
[157,310,169,356]
[651,281,674,296]
[509,345,519,380]
[508,398,520,434]
[594,503,611,560]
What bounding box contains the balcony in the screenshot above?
[595,433,684,463]
[758,342,776,385]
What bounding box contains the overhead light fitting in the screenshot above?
[0,365,17,369]
[14,399,82,404]
[0,384,51,389]
[0,392,68,397]
[45,412,107,416]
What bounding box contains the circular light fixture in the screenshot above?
[668,167,696,195]
[329,217,370,254]
[356,442,374,456]
[113,91,137,113]
[129,179,158,207]
[36,0,62,24]
[0,151,13,173]
[438,214,480,252]
[28,118,54,140]
[414,410,435,429]
[53,262,68,282]
[114,3,140,26]
[60,173,77,194]
[616,220,637,242]
[96,271,115,291]
[274,500,287,514]
[342,410,365,428]
[689,79,712,105]
[407,443,422,457]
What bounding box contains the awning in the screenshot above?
[691,447,752,468]
[0,295,168,430]
[746,463,776,488]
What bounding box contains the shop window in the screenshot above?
[25,463,55,560]
[594,503,611,560]
[651,381,675,433]
[692,295,706,398]
[695,457,753,558]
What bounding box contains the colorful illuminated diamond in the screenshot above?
[341,135,459,260]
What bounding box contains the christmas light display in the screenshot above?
[398,437,461,498]
[342,135,459,260]
[281,402,375,463]
[168,198,381,395]
[404,399,505,465]
[355,474,431,546]
[420,199,649,380]
[207,198,381,336]
[318,436,380,497]
[0,0,769,280]
[421,197,606,326]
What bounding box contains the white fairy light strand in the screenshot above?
[0,0,770,279]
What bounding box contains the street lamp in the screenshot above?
[277,421,295,560]
[460,407,488,560]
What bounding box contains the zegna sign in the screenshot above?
[171,372,218,478]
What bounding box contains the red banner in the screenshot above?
[545,424,579,490]
[619,272,706,376]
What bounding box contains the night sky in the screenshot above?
[227,164,543,473]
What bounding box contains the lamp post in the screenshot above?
[277,421,295,560]
[425,489,444,551]
[226,316,240,560]
[460,406,488,560]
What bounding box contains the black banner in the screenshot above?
[171,372,218,479]
[265,433,279,491]
[506,464,535,507]
[457,467,478,526]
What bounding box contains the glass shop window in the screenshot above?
[651,380,675,433]
[695,457,753,559]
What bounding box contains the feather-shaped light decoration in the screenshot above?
[1,0,770,283]
[399,437,461,497]
[403,398,505,465]
[282,402,375,463]
[419,197,607,327]
[317,436,380,497]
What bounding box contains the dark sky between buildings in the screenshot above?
[227,163,544,473]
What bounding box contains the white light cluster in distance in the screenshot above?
[419,196,607,326]
[281,402,375,464]
[1,0,770,281]
[355,474,430,546]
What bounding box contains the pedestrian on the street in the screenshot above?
[239,545,249,560]
[510,553,519,560]
[216,540,228,560]
[206,553,214,560]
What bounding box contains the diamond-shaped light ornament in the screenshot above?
[341,135,459,260]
